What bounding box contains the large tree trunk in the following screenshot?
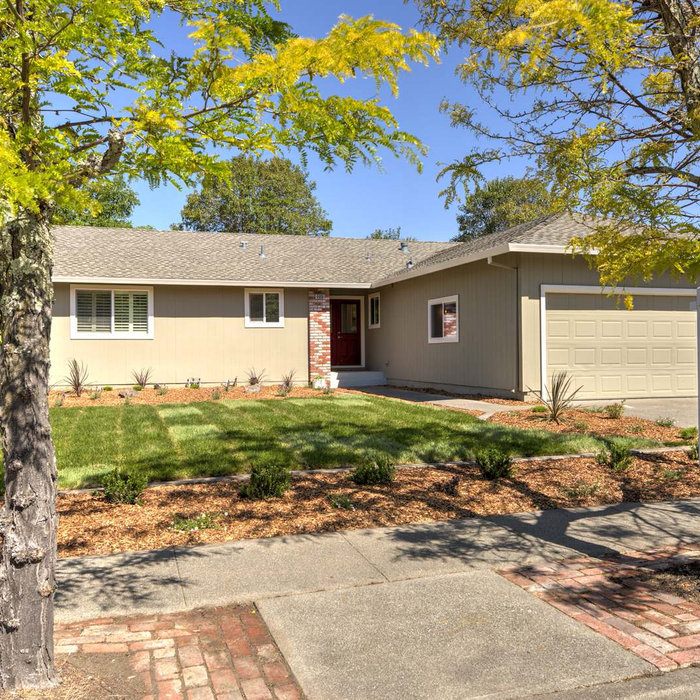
[0,209,58,690]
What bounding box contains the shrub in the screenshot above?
[240,465,290,499]
[211,388,221,400]
[595,443,633,472]
[278,370,295,397]
[680,427,698,441]
[102,468,148,504]
[351,453,396,485]
[54,393,65,407]
[531,370,582,424]
[132,385,143,392]
[65,358,89,397]
[246,367,266,386]
[328,494,355,510]
[656,417,676,428]
[131,367,152,389]
[689,443,698,461]
[630,424,644,435]
[604,401,626,419]
[564,481,600,501]
[156,385,168,396]
[572,420,588,431]
[531,405,547,413]
[172,512,219,532]
[661,469,683,481]
[103,386,113,392]
[89,389,101,401]
[475,450,514,480]
[189,382,200,389]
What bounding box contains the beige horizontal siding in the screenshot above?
[365,258,519,396]
[50,283,309,387]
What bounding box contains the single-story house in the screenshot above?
[51,214,697,401]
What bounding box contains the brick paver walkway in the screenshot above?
[55,605,303,700]
[500,544,700,673]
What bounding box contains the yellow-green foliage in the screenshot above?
[416,0,700,287]
[1,3,440,220]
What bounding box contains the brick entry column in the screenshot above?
[308,288,331,385]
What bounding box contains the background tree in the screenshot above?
[416,0,700,288]
[454,176,562,241]
[175,155,332,235]
[0,1,438,689]
[53,176,140,228]
[366,226,416,241]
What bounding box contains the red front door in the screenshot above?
[331,299,362,366]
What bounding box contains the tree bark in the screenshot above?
[0,209,58,690]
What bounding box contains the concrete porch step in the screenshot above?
[331,370,387,388]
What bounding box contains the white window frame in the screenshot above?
[368,292,381,329]
[70,284,154,340]
[244,288,285,328]
[427,294,459,344]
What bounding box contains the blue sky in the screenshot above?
[130,0,514,242]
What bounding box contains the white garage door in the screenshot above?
[546,292,697,400]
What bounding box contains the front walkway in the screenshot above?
[56,499,700,699]
[353,384,531,419]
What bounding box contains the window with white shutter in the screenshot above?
[71,286,153,339]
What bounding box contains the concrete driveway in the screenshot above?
[576,397,698,427]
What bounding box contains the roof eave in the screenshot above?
[370,242,583,288]
[52,276,373,290]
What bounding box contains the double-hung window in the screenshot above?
[428,295,459,343]
[368,293,380,329]
[245,288,284,328]
[71,286,154,339]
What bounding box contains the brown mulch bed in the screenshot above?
[51,384,333,408]
[488,407,687,442]
[9,654,142,699]
[57,451,700,559]
[614,557,700,606]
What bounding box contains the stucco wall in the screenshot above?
[49,283,310,387]
[518,254,696,395]
[365,259,519,397]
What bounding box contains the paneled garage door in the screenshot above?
[546,292,697,400]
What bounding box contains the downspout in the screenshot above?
[487,256,522,397]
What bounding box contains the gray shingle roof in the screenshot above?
[52,214,590,287]
[52,226,452,286]
[408,213,589,273]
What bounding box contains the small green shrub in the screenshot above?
[630,424,645,435]
[189,382,200,389]
[172,512,219,532]
[351,453,396,485]
[604,401,626,419]
[564,481,600,501]
[328,494,355,510]
[156,385,168,396]
[240,465,291,499]
[132,385,143,392]
[595,443,633,472]
[572,420,588,431]
[531,405,547,413]
[89,390,101,401]
[661,469,683,481]
[656,417,676,428]
[689,443,698,461]
[102,468,148,504]
[103,386,113,392]
[475,450,514,480]
[679,427,698,440]
[211,388,221,400]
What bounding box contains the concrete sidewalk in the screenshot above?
[56,497,700,623]
[55,499,700,699]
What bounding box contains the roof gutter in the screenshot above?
[51,276,373,290]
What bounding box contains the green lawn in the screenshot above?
[49,394,662,489]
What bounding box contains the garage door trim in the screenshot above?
[539,284,696,398]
